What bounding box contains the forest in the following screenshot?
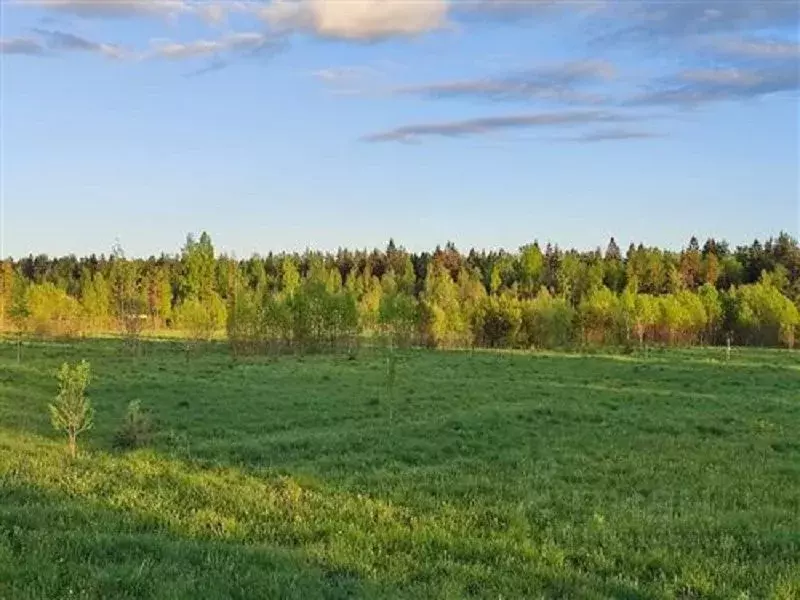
[1,232,799,350]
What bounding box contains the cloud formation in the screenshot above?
[0,36,46,55]
[393,60,615,105]
[21,0,188,19]
[363,110,634,142]
[628,65,799,107]
[0,26,283,69]
[149,32,279,60]
[33,27,126,58]
[6,0,798,145]
[561,128,664,143]
[601,0,800,41]
[712,38,800,60]
[260,0,448,41]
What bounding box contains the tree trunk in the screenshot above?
[68,431,77,458]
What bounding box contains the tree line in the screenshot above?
[1,232,798,351]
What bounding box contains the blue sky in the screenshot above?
[1,0,798,258]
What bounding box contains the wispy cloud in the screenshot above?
[362,109,635,142]
[599,0,800,42]
[392,59,615,105]
[627,65,799,107]
[2,26,284,67]
[192,1,253,25]
[0,36,46,55]
[149,32,284,60]
[312,65,386,95]
[456,0,602,23]
[712,38,800,60]
[19,0,189,19]
[32,28,126,58]
[559,128,665,143]
[5,0,798,147]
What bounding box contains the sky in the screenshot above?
[1,0,798,259]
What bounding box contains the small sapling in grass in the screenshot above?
[113,400,154,450]
[49,360,94,458]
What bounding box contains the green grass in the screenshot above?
[1,340,799,599]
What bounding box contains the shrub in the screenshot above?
[176,294,226,342]
[520,289,576,349]
[28,283,82,337]
[49,360,93,458]
[474,294,522,348]
[113,400,153,450]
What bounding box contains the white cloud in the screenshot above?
[260,0,448,41]
[149,32,280,60]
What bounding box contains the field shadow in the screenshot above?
[1,479,371,600]
[1,434,655,600]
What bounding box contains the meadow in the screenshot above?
[1,340,798,599]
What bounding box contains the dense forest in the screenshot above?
[1,232,799,351]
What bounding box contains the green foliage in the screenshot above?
[631,292,658,345]
[113,400,153,450]
[49,360,93,457]
[180,232,216,301]
[517,243,543,296]
[0,261,13,328]
[520,288,576,349]
[80,270,111,330]
[27,282,82,337]
[698,283,723,342]
[227,281,262,355]
[175,293,227,342]
[357,274,382,334]
[146,267,173,325]
[420,263,468,348]
[474,294,522,348]
[379,287,419,348]
[4,232,800,350]
[9,271,30,332]
[731,276,799,347]
[280,257,301,297]
[579,286,619,344]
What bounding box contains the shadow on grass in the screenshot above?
[0,430,658,600]
[1,480,369,600]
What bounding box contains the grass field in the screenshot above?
[1,340,799,599]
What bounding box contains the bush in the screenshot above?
[474,294,522,348]
[176,294,226,342]
[28,283,82,337]
[520,289,576,349]
[113,400,154,450]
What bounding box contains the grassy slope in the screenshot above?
[1,340,798,599]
